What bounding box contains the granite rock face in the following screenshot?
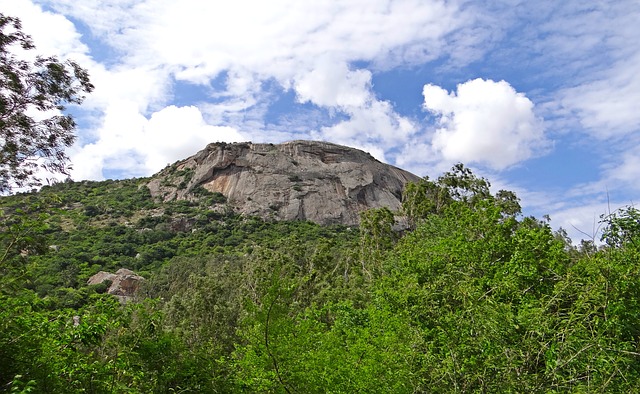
[147,140,421,226]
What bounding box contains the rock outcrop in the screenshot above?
[87,268,145,302]
[147,140,421,226]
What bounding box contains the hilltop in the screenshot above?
[147,140,421,226]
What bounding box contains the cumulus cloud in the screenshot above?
[294,58,417,156]
[70,105,244,180]
[82,66,171,114]
[1,0,89,60]
[317,100,416,151]
[423,79,548,169]
[294,60,372,109]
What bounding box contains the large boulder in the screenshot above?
[147,140,421,226]
[87,268,145,302]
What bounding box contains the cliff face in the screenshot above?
[147,140,421,226]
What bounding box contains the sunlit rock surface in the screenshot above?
[147,140,421,226]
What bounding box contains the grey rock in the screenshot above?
[87,268,145,302]
[147,140,421,226]
[86,271,117,286]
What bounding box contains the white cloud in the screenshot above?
[294,60,372,109]
[290,57,418,158]
[19,0,485,178]
[143,106,244,171]
[47,5,470,124]
[46,0,471,76]
[317,100,416,151]
[530,1,640,140]
[70,105,244,180]
[557,53,640,139]
[2,0,89,60]
[423,78,548,169]
[608,149,640,188]
[82,65,171,114]
[573,143,640,195]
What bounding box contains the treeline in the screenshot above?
[1,166,639,392]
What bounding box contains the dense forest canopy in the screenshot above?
[1,165,639,393]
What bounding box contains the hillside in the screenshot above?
[1,148,640,393]
[1,139,416,308]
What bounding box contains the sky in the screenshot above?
[3,0,639,243]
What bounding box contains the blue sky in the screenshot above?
[4,0,640,242]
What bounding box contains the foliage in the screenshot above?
[359,207,396,277]
[0,14,93,192]
[1,164,639,392]
[402,163,521,229]
[601,206,640,249]
[377,200,640,391]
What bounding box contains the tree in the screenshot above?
[359,207,396,277]
[0,13,93,192]
[401,176,450,228]
[438,162,491,204]
[601,206,640,249]
[402,164,521,229]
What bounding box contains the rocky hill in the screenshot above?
[147,140,421,226]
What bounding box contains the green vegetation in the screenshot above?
[1,165,639,392]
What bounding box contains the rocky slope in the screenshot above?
[147,140,421,226]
